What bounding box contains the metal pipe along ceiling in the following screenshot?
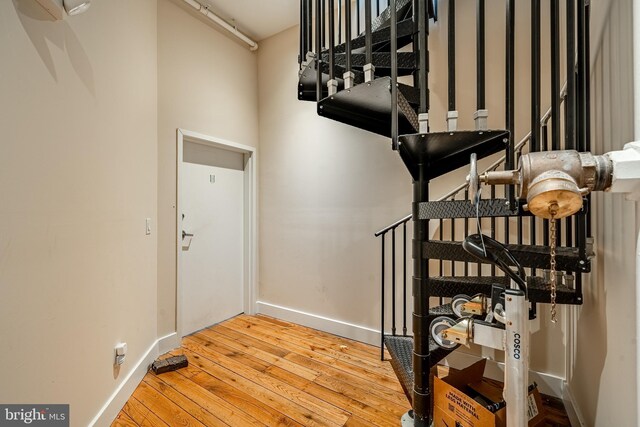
[181,0,259,51]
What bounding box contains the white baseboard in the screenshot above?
[256,301,380,346]
[562,382,586,426]
[88,332,179,427]
[158,332,181,354]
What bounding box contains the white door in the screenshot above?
[181,161,244,336]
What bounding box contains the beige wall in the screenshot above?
[0,1,158,426]
[569,0,638,424]
[156,0,259,337]
[258,26,413,329]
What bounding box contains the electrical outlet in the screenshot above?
[146,218,151,235]
[115,342,127,365]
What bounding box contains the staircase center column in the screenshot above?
[412,162,431,426]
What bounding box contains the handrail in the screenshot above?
[374,214,412,236]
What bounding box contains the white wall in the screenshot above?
[0,1,158,426]
[156,0,259,337]
[569,0,638,424]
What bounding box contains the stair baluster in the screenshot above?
[390,0,398,149]
[343,0,352,88]
[381,231,385,360]
[403,221,408,336]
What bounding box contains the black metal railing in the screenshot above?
[376,80,584,347]
[375,214,411,360]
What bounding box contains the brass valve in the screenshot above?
[480,151,613,219]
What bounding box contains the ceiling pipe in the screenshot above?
[181,0,259,51]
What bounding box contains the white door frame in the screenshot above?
[176,128,257,338]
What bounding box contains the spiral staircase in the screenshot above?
[297,0,592,425]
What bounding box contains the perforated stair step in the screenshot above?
[384,333,456,404]
[398,131,509,181]
[321,52,418,76]
[384,335,414,403]
[370,0,414,33]
[415,199,530,220]
[428,275,583,305]
[423,240,590,273]
[384,304,456,403]
[318,77,419,137]
[334,18,416,54]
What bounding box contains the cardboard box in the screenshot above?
[433,359,545,427]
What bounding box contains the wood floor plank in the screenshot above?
[121,397,169,427]
[132,382,205,427]
[230,316,394,376]
[251,314,393,366]
[183,364,303,427]
[223,317,398,382]
[184,336,351,426]
[344,415,383,427]
[151,370,265,427]
[222,318,409,407]
[111,412,138,427]
[198,328,320,381]
[182,347,339,427]
[265,364,404,427]
[190,332,272,373]
[254,314,387,361]
[215,324,290,358]
[143,374,231,427]
[227,316,399,386]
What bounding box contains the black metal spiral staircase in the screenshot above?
[298,0,592,425]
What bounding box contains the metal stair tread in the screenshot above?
[428,275,581,304]
[429,303,454,317]
[317,77,419,137]
[333,18,415,53]
[423,240,590,273]
[321,52,417,73]
[384,335,414,403]
[415,199,531,220]
[398,131,509,181]
[370,0,414,33]
[384,333,456,404]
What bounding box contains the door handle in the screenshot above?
[182,230,194,239]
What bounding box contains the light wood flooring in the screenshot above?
[112,314,571,426]
[112,314,409,427]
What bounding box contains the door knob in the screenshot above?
[182,230,194,239]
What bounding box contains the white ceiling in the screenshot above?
[200,0,299,41]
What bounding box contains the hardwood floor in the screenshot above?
[113,314,571,426]
[113,314,409,427]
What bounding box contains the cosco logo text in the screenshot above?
[513,333,521,359]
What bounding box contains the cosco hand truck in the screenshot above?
[430,234,530,427]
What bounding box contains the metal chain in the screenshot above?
[549,206,558,323]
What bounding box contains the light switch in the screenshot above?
[146,218,151,235]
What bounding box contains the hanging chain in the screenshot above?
[549,203,559,323]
